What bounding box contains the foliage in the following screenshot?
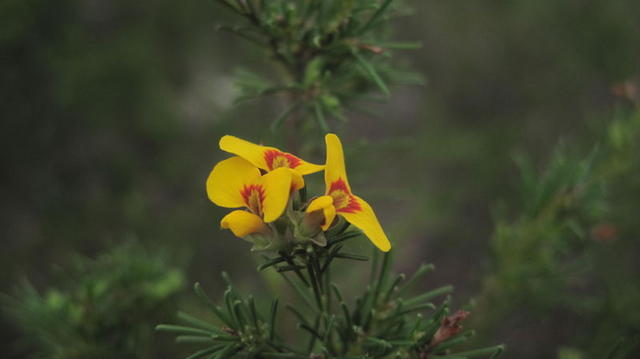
[158,227,504,359]
[4,242,184,359]
[215,0,421,139]
[156,2,503,358]
[4,0,639,358]
[604,335,640,359]
[478,103,640,358]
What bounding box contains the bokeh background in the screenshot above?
[2,0,640,358]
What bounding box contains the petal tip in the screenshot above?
[378,242,392,252]
[218,135,236,150]
[325,133,340,147]
[325,133,339,140]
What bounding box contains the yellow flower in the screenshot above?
[219,135,324,175]
[307,134,391,252]
[206,156,303,239]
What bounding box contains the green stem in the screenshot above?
[280,251,310,287]
[306,260,324,312]
[373,251,392,306]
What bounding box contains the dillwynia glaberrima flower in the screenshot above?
[208,134,390,252]
[306,134,391,252]
[219,135,324,175]
[206,156,303,247]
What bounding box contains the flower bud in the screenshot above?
[288,209,326,247]
[301,209,325,238]
[430,310,470,346]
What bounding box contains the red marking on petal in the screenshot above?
[338,197,361,213]
[329,178,350,194]
[264,150,302,170]
[329,178,361,213]
[240,184,266,216]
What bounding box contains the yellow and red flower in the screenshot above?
[219,135,324,175]
[307,134,391,252]
[206,156,303,240]
[208,134,390,252]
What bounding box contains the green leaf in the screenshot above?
[358,0,394,34]
[269,298,278,340]
[176,335,214,344]
[374,41,423,49]
[155,324,212,336]
[352,50,390,96]
[431,330,475,353]
[194,283,233,328]
[270,102,300,133]
[185,345,225,359]
[452,345,505,358]
[261,353,309,359]
[397,263,435,296]
[396,302,436,316]
[280,273,316,311]
[276,265,307,273]
[177,311,219,332]
[403,285,454,307]
[258,256,287,272]
[334,252,369,261]
[215,344,242,359]
[313,101,330,132]
[327,230,363,248]
[383,273,405,303]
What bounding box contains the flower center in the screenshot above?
[241,184,265,217]
[331,189,350,209]
[328,178,361,213]
[264,150,301,170]
[272,156,289,169]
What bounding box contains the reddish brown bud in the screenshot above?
[221,326,237,336]
[359,44,385,54]
[592,223,617,242]
[611,81,639,103]
[430,310,470,347]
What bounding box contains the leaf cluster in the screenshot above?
[215,0,421,133]
[480,105,640,357]
[158,223,503,359]
[4,242,185,359]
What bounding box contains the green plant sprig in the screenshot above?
[215,0,422,136]
[157,222,504,358]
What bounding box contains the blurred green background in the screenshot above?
[2,0,640,358]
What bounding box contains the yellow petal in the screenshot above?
[260,167,294,222]
[339,195,391,252]
[294,161,325,176]
[306,195,333,212]
[324,133,351,194]
[220,135,324,174]
[291,170,305,192]
[306,195,336,231]
[206,156,261,208]
[220,210,269,237]
[219,135,269,170]
[322,204,337,231]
